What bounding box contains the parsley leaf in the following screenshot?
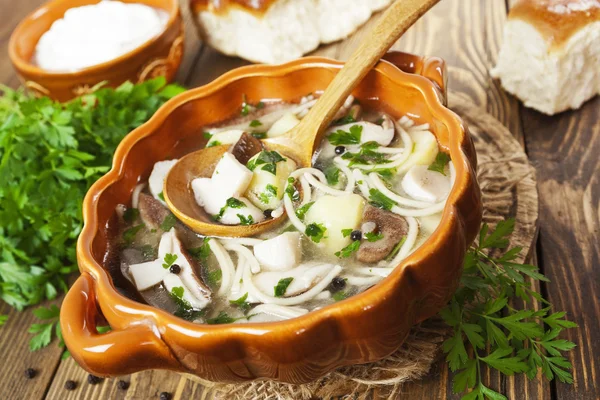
[206,269,222,286]
[229,293,251,312]
[247,151,286,175]
[369,188,397,211]
[206,311,241,325]
[324,166,341,186]
[169,287,204,321]
[335,240,361,258]
[123,207,139,223]
[305,223,327,243]
[162,253,178,269]
[237,214,254,225]
[249,119,262,127]
[28,305,63,351]
[428,151,451,175]
[203,131,213,140]
[215,197,246,221]
[160,214,177,231]
[327,124,362,145]
[274,277,294,297]
[341,141,389,166]
[365,232,383,242]
[285,177,300,201]
[341,228,353,238]
[123,224,144,245]
[295,202,314,220]
[188,238,211,260]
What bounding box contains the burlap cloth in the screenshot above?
[192,92,539,399]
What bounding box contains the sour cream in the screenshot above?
[34,0,169,72]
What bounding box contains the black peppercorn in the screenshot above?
[334,146,346,155]
[160,392,172,400]
[263,209,273,218]
[64,380,77,391]
[87,374,102,385]
[328,277,346,293]
[169,264,181,274]
[350,230,362,241]
[117,380,130,390]
[24,368,37,379]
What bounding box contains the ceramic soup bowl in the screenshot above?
[61,52,482,383]
[9,0,183,102]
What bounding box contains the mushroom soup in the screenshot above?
[111,95,453,324]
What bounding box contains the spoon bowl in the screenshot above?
[164,0,440,237]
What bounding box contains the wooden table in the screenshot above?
[1,0,598,399]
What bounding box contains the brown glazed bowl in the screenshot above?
[8,0,183,102]
[61,52,482,383]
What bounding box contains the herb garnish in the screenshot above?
[368,188,397,211]
[123,224,144,245]
[333,114,357,125]
[160,214,177,231]
[442,220,577,399]
[324,166,341,186]
[365,232,383,242]
[341,228,353,237]
[229,293,251,312]
[341,141,389,166]
[237,214,254,225]
[203,131,213,140]
[305,223,327,243]
[247,151,286,175]
[295,202,314,220]
[251,132,266,139]
[249,119,262,127]
[158,191,165,201]
[385,237,406,261]
[206,269,222,286]
[188,238,211,260]
[207,140,221,148]
[332,291,348,302]
[214,197,245,221]
[206,311,243,325]
[123,208,139,223]
[162,253,178,269]
[259,184,278,204]
[428,152,451,175]
[335,241,361,258]
[274,277,294,297]
[241,94,250,116]
[169,287,204,321]
[327,124,362,145]
[285,177,300,201]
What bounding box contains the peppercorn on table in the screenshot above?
[0,0,598,399]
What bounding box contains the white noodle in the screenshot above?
[353,169,371,198]
[399,115,415,129]
[243,263,343,306]
[271,206,285,218]
[347,267,393,277]
[314,291,332,300]
[131,183,145,208]
[284,194,306,233]
[368,173,435,209]
[228,258,246,300]
[410,123,430,131]
[388,216,419,266]
[304,173,348,196]
[249,304,309,319]
[299,176,312,205]
[208,239,235,296]
[343,275,383,286]
[224,243,261,274]
[332,160,356,193]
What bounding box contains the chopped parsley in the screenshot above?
[305,223,327,243]
[341,228,353,238]
[162,253,178,269]
[246,150,286,175]
[188,238,211,260]
[206,269,222,286]
[324,166,341,186]
[371,167,396,179]
[249,119,262,127]
[160,214,177,231]
[365,232,384,242]
[251,132,267,139]
[285,178,300,201]
[295,201,314,220]
[229,293,251,312]
[123,224,144,245]
[256,101,265,109]
[327,124,362,145]
[169,287,204,321]
[259,184,278,204]
[274,277,294,297]
[428,151,451,175]
[385,236,406,261]
[333,114,356,125]
[335,240,361,258]
[332,291,349,301]
[158,191,165,201]
[206,311,238,325]
[139,244,157,260]
[206,140,221,148]
[241,94,250,116]
[237,214,254,225]
[203,131,213,140]
[369,188,397,211]
[341,141,389,166]
[215,197,246,221]
[375,117,385,125]
[123,207,139,223]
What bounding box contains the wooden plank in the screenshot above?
[0,299,64,400]
[520,97,600,400]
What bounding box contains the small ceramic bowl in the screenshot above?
[61,52,482,383]
[8,0,183,102]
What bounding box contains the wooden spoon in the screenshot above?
[164,0,440,237]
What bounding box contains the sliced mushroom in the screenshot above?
[138,192,171,230]
[148,159,178,203]
[128,229,211,309]
[230,132,263,165]
[357,204,409,264]
[253,263,336,298]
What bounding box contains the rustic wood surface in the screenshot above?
[0,0,598,399]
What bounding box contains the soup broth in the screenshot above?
[112,94,453,324]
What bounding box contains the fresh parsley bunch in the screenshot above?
[441,219,577,399]
[0,78,185,317]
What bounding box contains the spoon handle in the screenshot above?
[291,0,440,150]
